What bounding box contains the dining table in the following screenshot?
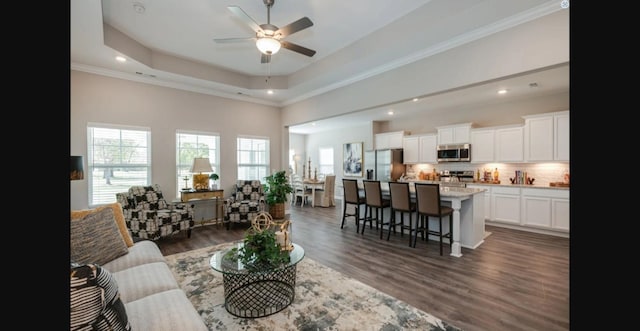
[350,181,487,257]
[302,179,325,207]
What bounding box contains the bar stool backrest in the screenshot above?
[389,181,412,211]
[415,183,441,216]
[363,180,384,207]
[342,178,361,204]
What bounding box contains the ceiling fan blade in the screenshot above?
[213,37,255,43]
[261,54,271,64]
[227,6,262,33]
[276,17,313,37]
[280,41,316,57]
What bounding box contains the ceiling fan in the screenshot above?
[213,0,316,64]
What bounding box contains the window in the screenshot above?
[318,147,334,176]
[237,136,269,180]
[176,131,220,195]
[87,123,151,206]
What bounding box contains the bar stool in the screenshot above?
[361,180,391,239]
[387,181,418,247]
[341,179,367,233]
[414,183,453,255]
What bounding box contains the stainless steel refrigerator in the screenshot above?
[364,149,405,182]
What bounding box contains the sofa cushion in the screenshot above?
[111,262,179,303]
[102,240,166,273]
[71,207,129,265]
[125,289,208,331]
[70,263,131,331]
[71,202,135,247]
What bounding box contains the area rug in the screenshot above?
[165,242,462,331]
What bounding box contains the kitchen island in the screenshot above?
[352,182,486,257]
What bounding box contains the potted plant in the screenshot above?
[263,170,293,219]
[222,213,290,272]
[209,173,219,189]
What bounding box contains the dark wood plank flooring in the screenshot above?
[155,201,570,331]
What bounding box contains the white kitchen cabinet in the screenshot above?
[469,128,495,163]
[521,188,569,232]
[523,110,569,162]
[402,136,419,163]
[402,134,437,164]
[495,125,523,162]
[554,112,570,161]
[491,186,520,225]
[419,134,437,163]
[436,123,472,144]
[467,184,491,220]
[375,131,407,150]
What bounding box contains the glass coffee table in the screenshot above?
[210,242,305,318]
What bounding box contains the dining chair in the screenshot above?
[414,183,454,255]
[292,175,313,206]
[387,181,418,247]
[314,175,336,207]
[362,180,391,239]
[341,179,366,233]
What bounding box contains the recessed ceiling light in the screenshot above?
[412,98,419,102]
[497,89,508,94]
[387,110,394,115]
[115,56,127,62]
[267,90,274,94]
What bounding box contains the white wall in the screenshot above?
[70,70,282,210]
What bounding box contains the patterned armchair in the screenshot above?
[115,184,194,241]
[224,180,266,229]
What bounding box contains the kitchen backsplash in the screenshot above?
[405,162,570,186]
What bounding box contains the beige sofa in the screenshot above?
[70,203,208,331]
[102,240,208,331]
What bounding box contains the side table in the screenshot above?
[181,189,224,227]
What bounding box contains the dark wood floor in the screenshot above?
[156,201,570,331]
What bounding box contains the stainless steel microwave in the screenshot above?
[437,143,471,162]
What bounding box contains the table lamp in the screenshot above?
[191,157,213,191]
[70,155,84,180]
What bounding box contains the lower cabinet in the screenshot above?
[521,188,570,232]
[469,184,569,236]
[491,186,521,225]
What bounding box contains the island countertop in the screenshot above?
[379,181,486,198]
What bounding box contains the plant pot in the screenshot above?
[269,203,285,219]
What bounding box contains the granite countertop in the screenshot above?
[380,182,485,198]
[404,179,569,190]
[465,181,570,190]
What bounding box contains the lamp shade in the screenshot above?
[70,155,84,180]
[190,157,213,173]
[256,37,281,55]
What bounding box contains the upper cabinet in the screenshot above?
[436,123,472,144]
[402,134,437,164]
[402,136,419,163]
[375,131,407,150]
[523,110,570,162]
[470,128,495,163]
[554,112,570,161]
[495,125,524,162]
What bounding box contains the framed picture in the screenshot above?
[343,142,363,177]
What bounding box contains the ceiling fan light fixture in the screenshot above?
[256,37,281,55]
